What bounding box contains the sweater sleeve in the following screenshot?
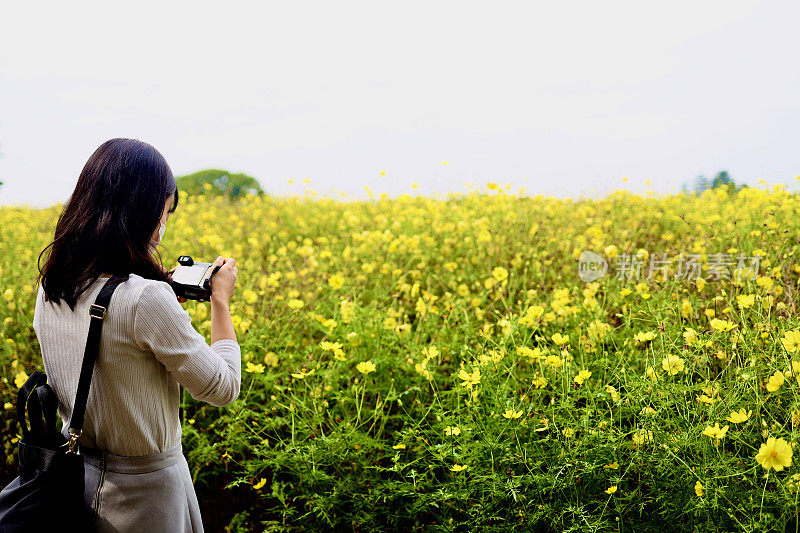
[133,281,241,407]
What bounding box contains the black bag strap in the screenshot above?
[66,275,126,445]
[16,371,48,440]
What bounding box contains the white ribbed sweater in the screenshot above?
[32,273,241,456]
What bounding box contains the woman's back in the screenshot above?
[33,272,241,456]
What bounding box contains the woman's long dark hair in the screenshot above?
[37,138,179,310]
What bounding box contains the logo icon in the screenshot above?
[578,251,607,282]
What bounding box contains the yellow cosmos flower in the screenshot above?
[701,422,729,441]
[681,299,693,318]
[444,426,461,436]
[392,443,406,450]
[605,485,618,495]
[328,272,345,290]
[737,294,755,309]
[450,464,468,472]
[502,408,523,419]
[710,318,736,332]
[694,481,704,497]
[491,266,508,282]
[755,437,793,471]
[634,331,657,343]
[253,478,267,490]
[605,385,620,402]
[551,333,570,346]
[661,355,685,375]
[766,371,785,393]
[287,299,305,310]
[532,376,548,389]
[574,369,592,385]
[683,328,699,346]
[725,408,752,424]
[781,330,800,353]
[14,371,28,389]
[544,355,563,368]
[356,360,376,374]
[458,368,481,387]
[243,289,258,304]
[291,367,315,380]
[632,429,653,446]
[245,362,265,374]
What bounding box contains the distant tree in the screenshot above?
[688,170,745,196]
[175,169,265,199]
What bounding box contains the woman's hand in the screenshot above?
[208,256,238,304]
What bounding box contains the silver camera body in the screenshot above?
[169,255,222,302]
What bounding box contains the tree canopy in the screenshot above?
[175,169,264,199]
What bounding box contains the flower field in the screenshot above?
[3,184,800,531]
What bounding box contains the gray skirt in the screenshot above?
[79,441,204,532]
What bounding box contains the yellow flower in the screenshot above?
[532,376,548,389]
[253,478,267,490]
[694,481,704,497]
[444,426,461,436]
[287,298,305,310]
[755,437,793,471]
[356,360,376,374]
[544,355,563,368]
[766,371,785,393]
[245,362,265,374]
[14,371,28,389]
[574,369,592,385]
[328,272,345,290]
[725,408,752,424]
[683,328,699,346]
[605,485,618,495]
[491,266,509,282]
[291,367,315,380]
[737,294,755,309]
[392,443,406,450]
[243,288,258,304]
[701,422,729,441]
[604,461,619,470]
[634,331,657,343]
[3,289,15,302]
[457,368,481,387]
[450,464,468,472]
[710,318,736,332]
[502,408,523,419]
[661,355,685,376]
[551,333,570,346]
[696,278,706,292]
[605,385,620,402]
[632,429,653,446]
[781,330,800,353]
[320,341,343,351]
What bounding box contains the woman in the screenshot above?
[32,138,241,532]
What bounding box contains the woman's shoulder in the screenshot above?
[129,274,179,310]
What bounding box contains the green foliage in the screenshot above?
[5,189,800,531]
[176,169,265,199]
[683,170,747,196]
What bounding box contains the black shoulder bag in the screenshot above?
[0,275,125,532]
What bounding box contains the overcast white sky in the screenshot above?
[1,0,799,208]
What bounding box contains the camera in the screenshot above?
[168,255,222,302]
